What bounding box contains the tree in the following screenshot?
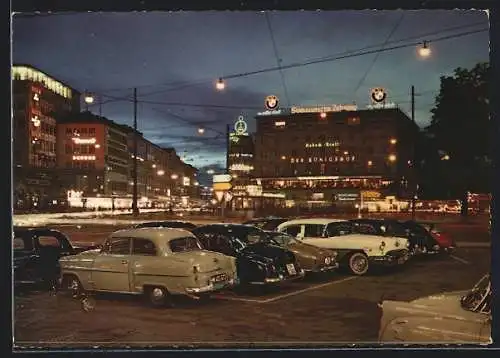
[425,62,490,216]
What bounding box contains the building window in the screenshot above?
[65,128,72,135]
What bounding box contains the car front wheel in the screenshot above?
[146,286,172,308]
[348,252,369,275]
[62,274,83,297]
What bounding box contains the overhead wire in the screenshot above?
[265,12,290,107]
[84,21,487,104]
[352,12,405,96]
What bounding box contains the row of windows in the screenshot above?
[65,144,96,155]
[31,139,56,153]
[102,236,202,256]
[65,161,96,169]
[65,127,97,136]
[12,66,73,99]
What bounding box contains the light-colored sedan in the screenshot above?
[276,218,410,275]
[58,227,238,307]
[378,274,491,344]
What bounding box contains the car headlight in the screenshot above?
[324,257,331,265]
[379,241,386,251]
[406,241,411,248]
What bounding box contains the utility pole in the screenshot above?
[132,88,139,216]
[410,85,417,220]
[225,124,231,174]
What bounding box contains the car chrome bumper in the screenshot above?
[307,263,339,273]
[249,269,306,285]
[370,251,410,266]
[185,278,238,294]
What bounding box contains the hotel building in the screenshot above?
[254,105,419,207]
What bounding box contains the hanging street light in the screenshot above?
[198,127,205,135]
[418,41,431,58]
[215,78,225,91]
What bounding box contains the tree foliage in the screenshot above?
[423,62,490,214]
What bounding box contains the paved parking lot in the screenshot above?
[14,247,490,348]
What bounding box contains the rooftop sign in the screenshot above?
[291,104,357,114]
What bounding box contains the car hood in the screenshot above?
[241,243,293,264]
[289,241,331,258]
[383,291,478,320]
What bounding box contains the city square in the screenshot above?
[11,8,493,350]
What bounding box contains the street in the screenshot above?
[14,245,489,348]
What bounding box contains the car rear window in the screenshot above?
[38,236,60,247]
[169,237,203,253]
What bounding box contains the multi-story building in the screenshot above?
[56,112,130,198]
[254,106,419,206]
[161,147,199,198]
[12,64,81,210]
[228,133,255,179]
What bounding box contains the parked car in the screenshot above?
[13,227,98,287]
[349,218,419,256]
[133,220,197,231]
[402,220,455,254]
[415,221,456,253]
[276,219,410,275]
[378,273,491,343]
[192,224,305,286]
[243,217,289,231]
[58,228,238,307]
[263,231,339,273]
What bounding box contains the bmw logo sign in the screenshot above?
[371,88,387,103]
[265,95,279,110]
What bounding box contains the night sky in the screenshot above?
[12,10,489,168]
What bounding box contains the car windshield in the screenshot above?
[268,233,298,246]
[169,236,203,253]
[460,274,491,313]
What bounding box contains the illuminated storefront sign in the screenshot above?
[213,174,232,183]
[72,137,97,144]
[367,102,397,109]
[290,155,355,163]
[334,193,360,201]
[72,155,96,161]
[246,185,263,196]
[265,95,279,111]
[183,176,190,186]
[274,121,286,127]
[291,104,357,114]
[257,109,283,116]
[361,190,382,200]
[234,116,248,135]
[305,141,340,148]
[229,164,254,171]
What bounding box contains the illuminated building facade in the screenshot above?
[228,134,255,178]
[12,64,81,209]
[254,106,419,205]
[56,112,130,198]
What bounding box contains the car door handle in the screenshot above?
[121,260,128,265]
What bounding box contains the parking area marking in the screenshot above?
[449,254,470,265]
[213,276,358,304]
[260,276,358,303]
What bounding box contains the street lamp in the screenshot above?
[388,154,397,162]
[418,41,431,58]
[198,127,205,135]
[171,174,179,180]
[389,138,397,145]
[84,92,94,111]
[441,154,450,161]
[320,112,327,119]
[157,170,165,176]
[215,78,225,91]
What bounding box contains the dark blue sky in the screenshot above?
[12,10,489,168]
